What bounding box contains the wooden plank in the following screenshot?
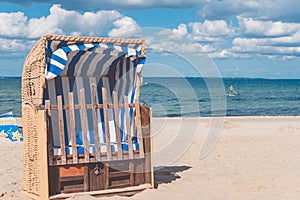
[104,163,109,189]
[80,88,90,163]
[102,87,112,161]
[129,161,134,186]
[61,184,84,193]
[57,95,67,165]
[109,171,130,178]
[110,179,131,188]
[37,110,50,199]
[124,95,133,159]
[134,99,144,158]
[84,165,89,192]
[91,84,101,161]
[68,92,78,164]
[48,103,135,110]
[51,153,143,166]
[60,175,84,182]
[149,108,154,188]
[134,160,145,186]
[89,163,105,191]
[45,100,53,166]
[49,183,152,199]
[140,105,152,185]
[48,166,59,196]
[113,91,123,159]
[59,165,84,177]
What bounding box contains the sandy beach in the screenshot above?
[1,116,300,200]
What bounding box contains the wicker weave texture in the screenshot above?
[22,104,40,195]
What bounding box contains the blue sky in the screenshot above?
[0,0,300,78]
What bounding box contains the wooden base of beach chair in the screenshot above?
[48,184,152,200]
[23,183,151,200]
[48,159,149,196]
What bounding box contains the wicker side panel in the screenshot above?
[22,104,40,196]
[22,37,47,106]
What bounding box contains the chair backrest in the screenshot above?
[43,39,146,151]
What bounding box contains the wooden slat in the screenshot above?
[109,171,130,178]
[113,91,123,159]
[140,105,152,185]
[37,109,50,199]
[149,108,154,188]
[48,166,59,195]
[57,95,66,164]
[45,100,53,166]
[135,99,144,158]
[51,153,143,166]
[102,87,112,161]
[88,163,106,191]
[49,183,152,200]
[68,92,78,164]
[47,103,135,110]
[110,179,131,188]
[134,160,145,185]
[104,164,109,189]
[91,84,101,161]
[84,165,89,192]
[60,175,84,182]
[60,185,84,194]
[59,165,84,177]
[124,96,133,159]
[80,88,90,162]
[129,161,134,186]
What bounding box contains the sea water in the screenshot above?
[0,77,22,117]
[1,77,300,117]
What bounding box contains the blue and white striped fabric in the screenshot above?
[44,40,145,155]
[45,42,143,80]
[0,112,23,142]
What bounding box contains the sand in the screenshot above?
[1,116,300,200]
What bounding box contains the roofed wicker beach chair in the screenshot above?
[22,34,153,199]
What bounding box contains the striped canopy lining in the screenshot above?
[44,40,146,154]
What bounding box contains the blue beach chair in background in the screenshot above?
[0,112,23,142]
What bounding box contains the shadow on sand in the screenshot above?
[154,165,191,188]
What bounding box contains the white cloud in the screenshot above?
[149,39,216,54]
[1,3,300,61]
[0,4,138,39]
[155,24,188,41]
[189,20,235,39]
[174,23,188,35]
[239,17,300,37]
[147,23,230,55]
[147,20,237,57]
[0,12,27,37]
[5,0,300,24]
[231,37,300,56]
[0,4,141,58]
[155,20,235,45]
[108,16,140,37]
[199,0,300,23]
[0,38,35,58]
